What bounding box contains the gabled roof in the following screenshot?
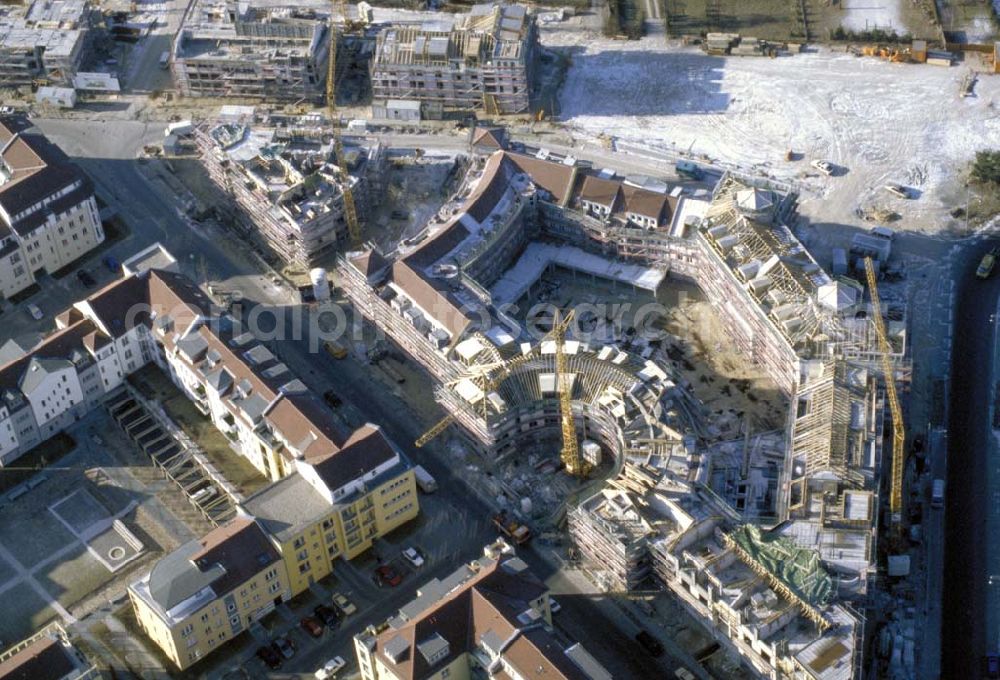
[348,248,391,280]
[79,274,151,338]
[147,517,279,611]
[310,424,397,492]
[472,127,507,150]
[371,556,588,680]
[620,183,669,221]
[391,260,475,339]
[0,119,92,236]
[577,175,621,209]
[0,318,101,393]
[19,356,73,394]
[503,152,578,206]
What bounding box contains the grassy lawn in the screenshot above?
[129,366,269,495]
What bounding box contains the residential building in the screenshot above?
[0,116,103,300]
[0,623,98,680]
[370,4,537,116]
[354,541,611,680]
[128,517,289,670]
[241,428,419,594]
[0,271,156,465]
[195,116,383,267]
[171,0,330,102]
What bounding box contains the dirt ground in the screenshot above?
[662,0,939,40]
[657,295,788,431]
[507,269,786,431]
[364,154,462,254]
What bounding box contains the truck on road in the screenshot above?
[675,160,704,181]
[492,510,531,544]
[413,465,437,493]
[931,478,945,508]
[324,340,348,359]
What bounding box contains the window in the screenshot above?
[268,581,281,594]
[298,561,311,574]
[293,536,305,549]
[442,669,451,678]
[230,615,239,626]
[227,602,237,613]
[296,549,309,561]
[201,613,209,623]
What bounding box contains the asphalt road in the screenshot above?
[942,240,1000,679]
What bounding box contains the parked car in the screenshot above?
[26,303,43,320]
[635,630,664,657]
[549,598,561,614]
[102,255,120,272]
[883,183,910,199]
[300,616,324,638]
[314,604,339,627]
[978,248,1000,279]
[810,159,835,176]
[76,269,96,287]
[256,645,282,670]
[373,564,402,588]
[332,592,356,616]
[323,389,343,408]
[272,635,296,660]
[402,547,424,568]
[315,656,347,679]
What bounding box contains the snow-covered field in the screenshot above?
[551,28,1000,234]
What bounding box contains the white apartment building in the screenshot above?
[0,116,104,300]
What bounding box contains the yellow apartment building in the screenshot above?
[128,517,290,670]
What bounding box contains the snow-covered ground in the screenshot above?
[550,28,1000,234]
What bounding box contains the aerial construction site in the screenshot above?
[1,0,996,678]
[334,131,907,679]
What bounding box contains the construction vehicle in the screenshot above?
[324,339,348,359]
[326,0,361,245]
[675,160,704,181]
[864,257,905,525]
[413,465,437,493]
[492,510,531,544]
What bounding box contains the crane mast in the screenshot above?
[864,257,905,523]
[326,0,361,246]
[553,311,585,476]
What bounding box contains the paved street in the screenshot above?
[942,236,1000,679]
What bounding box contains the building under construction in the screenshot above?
[195,113,384,268]
[171,0,330,101]
[369,3,537,117]
[0,0,91,89]
[336,134,902,679]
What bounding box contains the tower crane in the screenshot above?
[864,257,905,524]
[552,310,586,477]
[326,0,361,245]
